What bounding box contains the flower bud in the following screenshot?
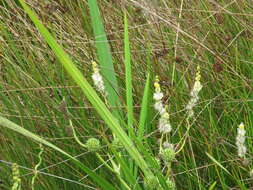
[85,138,100,152]
[166,178,176,190]
[161,147,175,163]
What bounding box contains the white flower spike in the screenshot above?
[153,76,172,134]
[236,122,247,158]
[158,112,172,134]
[186,65,202,118]
[91,61,107,96]
[153,76,165,115]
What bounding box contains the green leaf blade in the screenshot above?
[88,0,120,117]
[124,12,134,137]
[138,73,150,139]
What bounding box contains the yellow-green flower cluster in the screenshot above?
[166,178,176,190]
[186,66,203,117]
[91,61,107,96]
[85,138,101,152]
[144,175,176,190]
[161,144,175,163]
[11,163,21,190]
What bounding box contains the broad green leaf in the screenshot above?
[138,73,150,139]
[88,0,120,117]
[124,12,134,137]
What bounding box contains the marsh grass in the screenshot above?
[0,0,253,189]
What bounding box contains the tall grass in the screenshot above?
[0,0,253,189]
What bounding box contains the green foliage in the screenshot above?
[0,0,253,189]
[88,0,120,117]
[124,12,134,137]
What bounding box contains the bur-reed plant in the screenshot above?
[1,0,164,189]
[0,0,252,189]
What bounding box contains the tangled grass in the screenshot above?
[0,0,253,189]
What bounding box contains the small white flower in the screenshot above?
[154,101,163,110]
[237,126,246,136]
[154,101,166,115]
[158,113,172,134]
[91,61,107,96]
[238,146,247,158]
[153,92,163,101]
[236,135,245,144]
[92,73,104,91]
[186,98,196,110]
[92,72,102,82]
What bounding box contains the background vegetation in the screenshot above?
[0,0,253,189]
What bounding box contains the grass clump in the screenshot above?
[0,0,253,189]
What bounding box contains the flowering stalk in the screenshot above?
[91,61,107,97]
[236,122,247,158]
[186,65,202,118]
[11,163,21,190]
[153,76,172,134]
[153,76,165,115]
[151,76,176,190]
